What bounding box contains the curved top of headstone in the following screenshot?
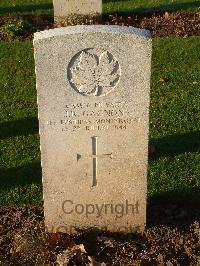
[34,25,151,41]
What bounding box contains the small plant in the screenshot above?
[0,19,34,37]
[55,13,101,27]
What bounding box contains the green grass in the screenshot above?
[0,41,42,205]
[0,0,199,15]
[104,0,200,14]
[149,37,200,203]
[0,37,200,205]
[0,0,52,16]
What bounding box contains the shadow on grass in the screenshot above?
[103,0,200,15]
[0,117,38,139]
[150,131,200,158]
[0,3,53,16]
[147,188,200,229]
[0,161,42,188]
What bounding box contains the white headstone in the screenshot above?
[53,0,102,23]
[34,25,152,234]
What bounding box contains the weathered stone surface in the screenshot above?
[53,0,102,23]
[34,25,152,234]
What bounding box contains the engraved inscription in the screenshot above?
[58,0,100,13]
[77,136,113,187]
[46,101,142,133]
[68,49,121,97]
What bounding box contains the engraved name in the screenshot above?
[46,101,140,132]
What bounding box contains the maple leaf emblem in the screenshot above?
[69,50,120,96]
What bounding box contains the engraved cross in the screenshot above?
[77,136,113,187]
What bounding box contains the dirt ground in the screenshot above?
[0,11,199,41]
[0,202,199,265]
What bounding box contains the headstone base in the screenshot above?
[54,13,102,27]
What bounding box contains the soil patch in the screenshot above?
[0,203,199,265]
[0,11,199,41]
